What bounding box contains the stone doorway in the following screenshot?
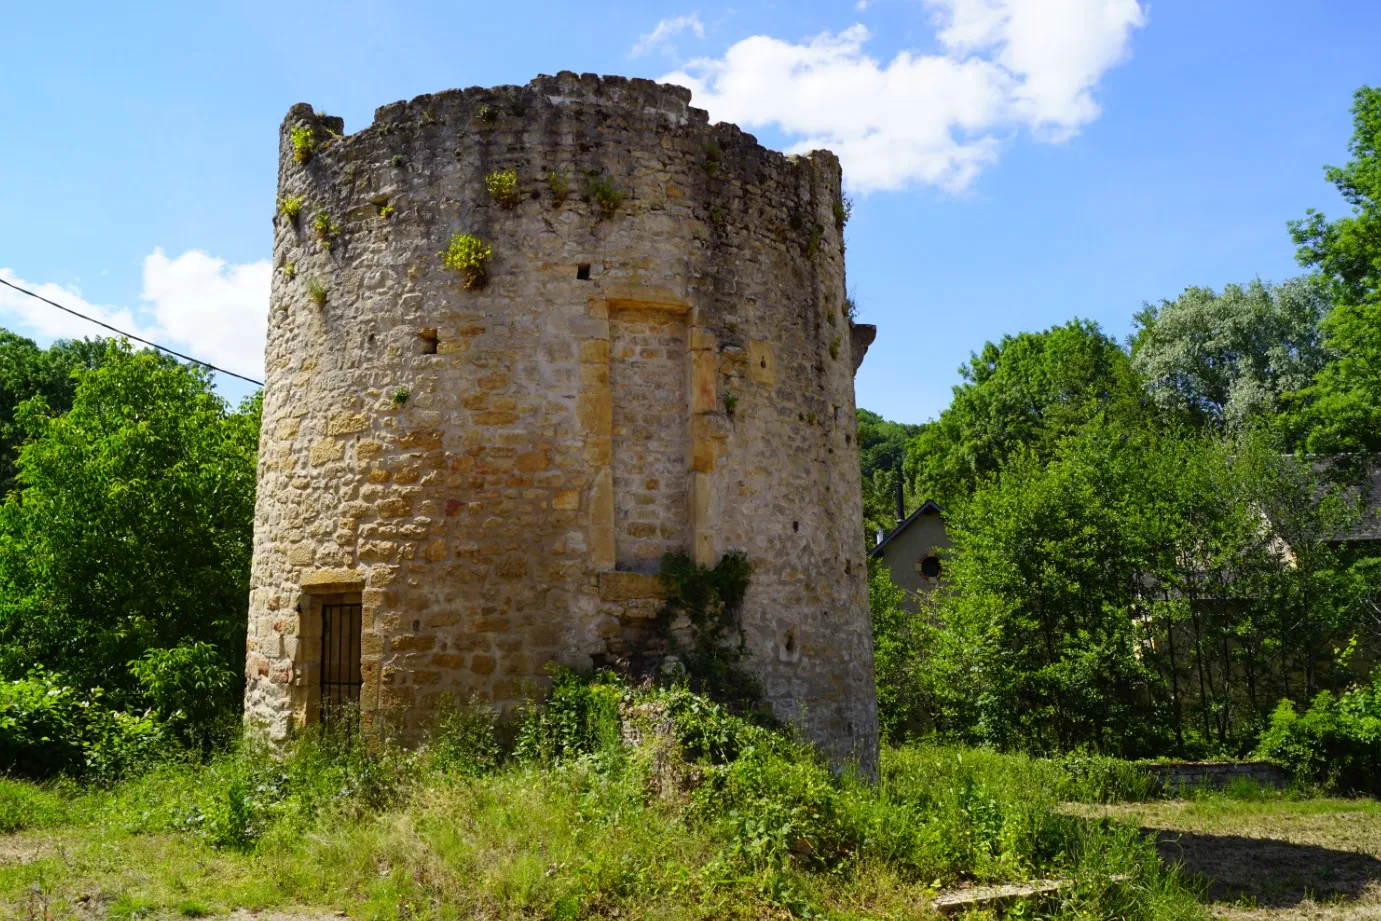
[319,599,363,722]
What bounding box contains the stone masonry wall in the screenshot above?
[610,308,690,571]
[243,72,879,772]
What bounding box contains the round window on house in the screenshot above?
[919,555,942,579]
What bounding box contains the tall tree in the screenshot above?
[1289,86,1381,453]
[904,319,1148,506]
[857,409,922,540]
[0,332,111,495]
[1130,278,1331,431]
[0,343,259,704]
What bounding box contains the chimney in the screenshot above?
[875,529,885,546]
[895,475,906,525]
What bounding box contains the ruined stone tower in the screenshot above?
[243,72,880,769]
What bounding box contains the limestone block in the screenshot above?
[748,340,776,385]
[300,568,366,593]
[310,438,345,465]
[327,412,369,435]
[597,571,666,602]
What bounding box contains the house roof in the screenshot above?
[1326,461,1381,544]
[868,500,944,559]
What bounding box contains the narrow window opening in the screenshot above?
[784,629,797,654]
[844,558,852,575]
[792,520,799,533]
[576,263,592,280]
[419,329,438,354]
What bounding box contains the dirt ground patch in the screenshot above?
[1072,799,1381,919]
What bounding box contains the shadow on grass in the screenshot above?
[1149,828,1381,907]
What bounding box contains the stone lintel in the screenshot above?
[299,568,366,594]
[604,284,689,312]
[598,570,667,602]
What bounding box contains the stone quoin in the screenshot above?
[243,72,880,771]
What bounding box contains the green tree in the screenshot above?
[918,420,1370,757]
[0,332,112,495]
[1130,278,1331,430]
[904,319,1148,506]
[1289,86,1381,453]
[919,425,1165,754]
[857,409,922,541]
[0,343,259,713]
[867,560,927,742]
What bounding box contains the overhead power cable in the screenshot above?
[0,276,264,386]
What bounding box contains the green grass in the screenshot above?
[0,683,1205,921]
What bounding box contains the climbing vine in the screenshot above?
[655,551,760,708]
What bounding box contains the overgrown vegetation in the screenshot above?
[703,139,721,176]
[289,125,315,163]
[307,278,327,306]
[655,552,758,708]
[0,342,257,781]
[586,176,624,220]
[865,85,1381,776]
[546,169,568,204]
[834,195,852,230]
[1256,670,1381,795]
[276,194,303,221]
[440,232,491,288]
[0,679,1201,921]
[484,168,520,209]
[390,386,410,407]
[312,211,339,249]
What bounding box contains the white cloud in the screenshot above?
[0,249,270,382]
[631,13,706,57]
[855,0,870,10]
[660,0,1146,192]
[141,249,270,379]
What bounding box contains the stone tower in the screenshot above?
[243,73,880,770]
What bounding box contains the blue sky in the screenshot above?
[1,1,1376,423]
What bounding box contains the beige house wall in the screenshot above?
[875,510,951,609]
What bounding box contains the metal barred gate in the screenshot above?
[320,601,363,722]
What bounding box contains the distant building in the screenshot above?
[868,498,950,609]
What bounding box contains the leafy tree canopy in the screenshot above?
[0,341,259,707]
[903,319,1148,506]
[857,409,923,540]
[1130,278,1331,431]
[1289,86,1381,452]
[0,332,113,495]
[857,409,921,482]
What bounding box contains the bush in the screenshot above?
[129,641,238,750]
[1255,671,1381,794]
[656,551,759,707]
[440,232,492,288]
[869,561,928,741]
[430,694,501,777]
[0,669,165,781]
[514,670,623,766]
[485,169,520,209]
